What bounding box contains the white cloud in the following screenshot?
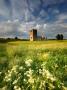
[44,24,47,29]
[54,13,67,24]
[35,24,41,30]
[59,14,67,20]
[0,21,67,39]
[19,21,35,33]
[0,21,20,38]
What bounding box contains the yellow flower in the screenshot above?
[42,53,49,59]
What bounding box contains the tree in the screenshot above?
[56,34,60,40]
[60,34,63,40]
[15,37,18,40]
[56,34,64,40]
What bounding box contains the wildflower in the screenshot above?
[0,72,2,75]
[64,65,67,68]
[55,64,58,68]
[49,83,55,89]
[28,77,34,84]
[28,68,33,74]
[42,53,49,59]
[8,73,12,77]
[4,74,11,82]
[39,81,45,89]
[1,86,7,90]
[62,86,67,90]
[10,65,18,74]
[19,66,23,70]
[13,79,18,85]
[41,68,46,77]
[14,86,21,90]
[23,79,27,82]
[50,77,56,82]
[18,73,22,77]
[25,68,33,77]
[39,69,42,74]
[6,78,11,82]
[45,70,52,78]
[11,65,18,71]
[41,62,46,67]
[25,59,32,66]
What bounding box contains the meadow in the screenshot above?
[0,40,67,90]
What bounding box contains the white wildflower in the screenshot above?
[19,66,23,70]
[42,81,45,86]
[50,77,56,81]
[8,73,12,77]
[4,74,11,82]
[28,76,34,84]
[39,81,44,89]
[0,72,2,75]
[55,64,58,68]
[64,65,67,68]
[62,86,67,90]
[42,68,46,77]
[24,68,33,77]
[14,86,21,90]
[28,68,33,74]
[8,70,10,73]
[49,83,55,89]
[1,86,7,90]
[25,59,32,66]
[41,62,46,67]
[39,69,42,74]
[23,79,27,82]
[18,73,22,77]
[11,65,18,71]
[13,79,18,85]
[45,70,52,78]
[6,78,11,82]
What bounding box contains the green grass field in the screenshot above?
[0,40,67,90]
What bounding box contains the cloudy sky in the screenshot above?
[0,0,67,39]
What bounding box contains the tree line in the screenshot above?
[0,34,64,43]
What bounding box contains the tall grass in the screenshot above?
[0,41,67,90]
